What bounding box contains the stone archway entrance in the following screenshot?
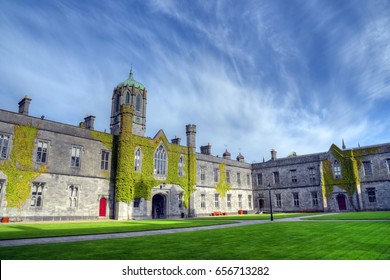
[337,194,347,211]
[152,194,166,219]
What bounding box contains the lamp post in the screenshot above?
[267,184,274,221]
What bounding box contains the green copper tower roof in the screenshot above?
[116,67,145,90]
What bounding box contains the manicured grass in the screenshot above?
[305,211,390,220]
[1,221,389,260]
[196,213,321,220]
[0,219,233,240]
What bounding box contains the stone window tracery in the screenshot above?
[154,145,167,175]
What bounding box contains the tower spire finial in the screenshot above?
[129,64,133,79]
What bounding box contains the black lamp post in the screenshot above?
[267,184,274,221]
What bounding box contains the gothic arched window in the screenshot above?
[134,148,142,172]
[115,94,120,112]
[154,145,167,175]
[135,93,141,112]
[178,155,185,177]
[125,92,130,104]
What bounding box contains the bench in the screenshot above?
[211,211,227,216]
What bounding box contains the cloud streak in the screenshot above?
[1,0,389,162]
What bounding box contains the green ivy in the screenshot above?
[114,104,196,207]
[0,125,47,209]
[322,144,381,211]
[90,130,114,178]
[215,163,231,198]
[90,130,114,151]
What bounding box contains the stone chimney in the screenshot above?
[200,143,212,155]
[84,115,96,130]
[18,96,32,115]
[271,149,277,160]
[223,149,231,160]
[171,136,181,145]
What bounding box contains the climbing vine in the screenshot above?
[322,144,382,210]
[114,104,196,207]
[215,163,231,198]
[0,125,47,209]
[90,130,114,151]
[90,130,115,178]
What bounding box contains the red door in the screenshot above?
[99,197,107,217]
[337,194,347,210]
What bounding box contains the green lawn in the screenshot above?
[305,211,390,220]
[1,221,389,260]
[0,219,233,240]
[196,213,321,220]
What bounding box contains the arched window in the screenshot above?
[178,155,185,177]
[154,145,167,175]
[134,148,142,172]
[125,92,130,104]
[115,94,120,112]
[135,93,141,112]
[333,160,342,178]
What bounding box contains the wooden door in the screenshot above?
[337,195,347,210]
[99,197,107,217]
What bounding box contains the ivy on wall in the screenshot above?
[321,144,381,211]
[0,125,47,209]
[215,163,231,198]
[90,130,115,179]
[114,104,196,207]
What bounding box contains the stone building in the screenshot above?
[0,70,389,221]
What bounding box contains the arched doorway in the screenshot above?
[99,197,107,217]
[336,194,347,211]
[152,194,166,219]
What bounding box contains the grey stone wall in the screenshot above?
[0,111,114,221]
[195,153,253,216]
[0,173,113,221]
[252,153,325,212]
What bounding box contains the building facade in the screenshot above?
[1,71,389,221]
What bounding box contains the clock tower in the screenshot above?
[110,68,147,136]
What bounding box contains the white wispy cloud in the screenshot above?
[1,0,389,162]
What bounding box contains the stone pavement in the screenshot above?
[0,213,343,247]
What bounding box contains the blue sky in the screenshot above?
[1,0,389,163]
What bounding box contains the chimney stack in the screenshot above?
[171,136,181,145]
[200,143,212,155]
[271,149,277,160]
[18,96,32,115]
[84,115,96,130]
